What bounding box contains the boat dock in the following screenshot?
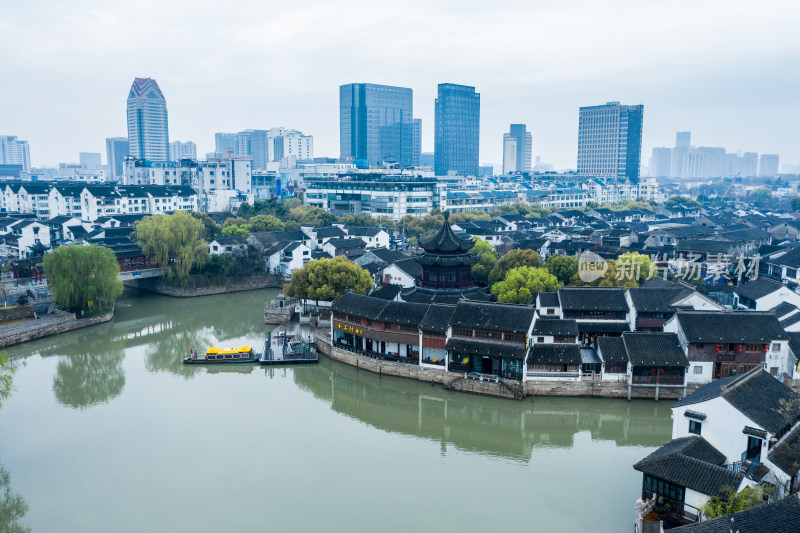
[259,330,318,365]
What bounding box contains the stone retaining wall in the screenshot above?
[317,332,695,401]
[0,310,113,348]
[126,274,283,297]
[0,304,34,323]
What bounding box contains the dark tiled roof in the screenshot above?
[577,321,630,333]
[597,336,627,362]
[446,338,527,359]
[627,287,695,313]
[674,311,788,343]
[788,332,800,357]
[449,301,534,333]
[633,436,743,497]
[532,318,578,337]
[670,494,800,533]
[391,257,423,278]
[673,369,799,434]
[375,301,429,325]
[368,247,407,264]
[622,332,689,366]
[733,278,784,301]
[419,304,455,333]
[768,424,800,477]
[781,313,800,328]
[399,286,490,304]
[558,287,628,312]
[641,277,678,288]
[313,226,346,238]
[676,239,734,254]
[771,301,798,319]
[326,237,366,249]
[331,293,388,320]
[529,343,582,364]
[537,291,560,307]
[369,285,402,301]
[420,219,473,254]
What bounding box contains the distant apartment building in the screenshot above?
[169,140,197,161]
[502,124,532,174]
[742,152,759,177]
[219,129,313,169]
[215,132,236,155]
[412,119,422,167]
[649,147,672,177]
[682,147,727,179]
[434,83,480,176]
[577,101,643,182]
[671,131,691,178]
[268,128,313,163]
[126,77,169,160]
[0,135,31,171]
[759,154,780,177]
[57,163,106,183]
[105,137,130,180]
[304,173,436,221]
[79,152,102,170]
[340,83,418,168]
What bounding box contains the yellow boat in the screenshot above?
[184,345,257,364]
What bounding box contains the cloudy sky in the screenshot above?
[2,0,798,170]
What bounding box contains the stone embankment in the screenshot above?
[125,274,284,297]
[316,329,695,401]
[0,309,114,348]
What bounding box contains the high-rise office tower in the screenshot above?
[742,152,759,177]
[215,133,237,155]
[412,119,422,167]
[126,77,169,160]
[0,135,31,171]
[649,147,672,177]
[675,131,691,149]
[339,83,415,167]
[759,154,780,177]
[671,131,691,178]
[79,152,102,169]
[106,137,130,180]
[169,141,197,161]
[434,83,480,176]
[577,101,643,182]
[502,124,532,174]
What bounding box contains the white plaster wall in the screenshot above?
[755,288,800,311]
[687,362,714,384]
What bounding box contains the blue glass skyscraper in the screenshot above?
[434,84,480,176]
[577,101,643,182]
[339,83,416,167]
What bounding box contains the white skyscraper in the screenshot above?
[649,147,672,177]
[127,77,169,160]
[0,135,31,171]
[169,141,197,161]
[502,124,532,174]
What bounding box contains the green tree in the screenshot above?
[247,215,285,233]
[616,251,656,285]
[491,266,560,304]
[221,225,251,237]
[236,202,256,219]
[748,188,773,208]
[190,212,221,241]
[701,485,772,520]
[790,196,800,212]
[449,210,490,224]
[0,464,30,533]
[568,260,640,290]
[468,238,497,285]
[284,256,373,301]
[0,353,14,408]
[398,213,444,239]
[43,244,124,314]
[288,205,338,227]
[665,195,701,207]
[545,255,579,284]
[488,249,543,284]
[223,216,248,228]
[133,211,210,286]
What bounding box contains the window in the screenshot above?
[693,366,703,375]
[772,343,780,352]
[689,420,702,435]
[546,309,555,315]
[537,337,545,343]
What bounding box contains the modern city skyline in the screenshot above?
[577,101,643,182]
[105,137,130,180]
[126,77,169,161]
[502,124,532,174]
[215,128,313,168]
[339,83,417,167]
[434,83,480,176]
[169,140,197,161]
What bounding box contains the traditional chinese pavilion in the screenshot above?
[416,212,478,290]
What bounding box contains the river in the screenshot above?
[0,289,672,532]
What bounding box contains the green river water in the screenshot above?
[0,289,672,532]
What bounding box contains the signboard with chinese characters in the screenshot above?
[336,322,364,336]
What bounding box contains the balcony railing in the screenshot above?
[448,363,472,373]
[334,341,418,365]
[527,371,580,379]
[415,280,475,290]
[631,375,685,385]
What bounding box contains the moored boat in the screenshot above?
[259,331,318,365]
[183,345,258,364]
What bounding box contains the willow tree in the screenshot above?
[284,256,373,301]
[133,211,209,286]
[43,244,123,314]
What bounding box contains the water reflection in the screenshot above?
[48,328,126,409]
[0,464,30,533]
[294,359,673,462]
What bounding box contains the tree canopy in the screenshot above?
[284,256,373,301]
[545,255,578,284]
[568,259,640,290]
[491,266,560,304]
[43,244,124,314]
[0,353,14,409]
[700,485,772,520]
[0,464,30,533]
[221,225,251,237]
[665,195,701,207]
[468,238,497,285]
[133,211,210,286]
[488,249,542,284]
[615,251,656,285]
[791,196,800,212]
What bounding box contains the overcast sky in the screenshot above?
[2,0,798,170]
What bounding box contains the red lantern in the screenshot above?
[763,344,769,353]
[737,344,743,352]
[715,344,721,352]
